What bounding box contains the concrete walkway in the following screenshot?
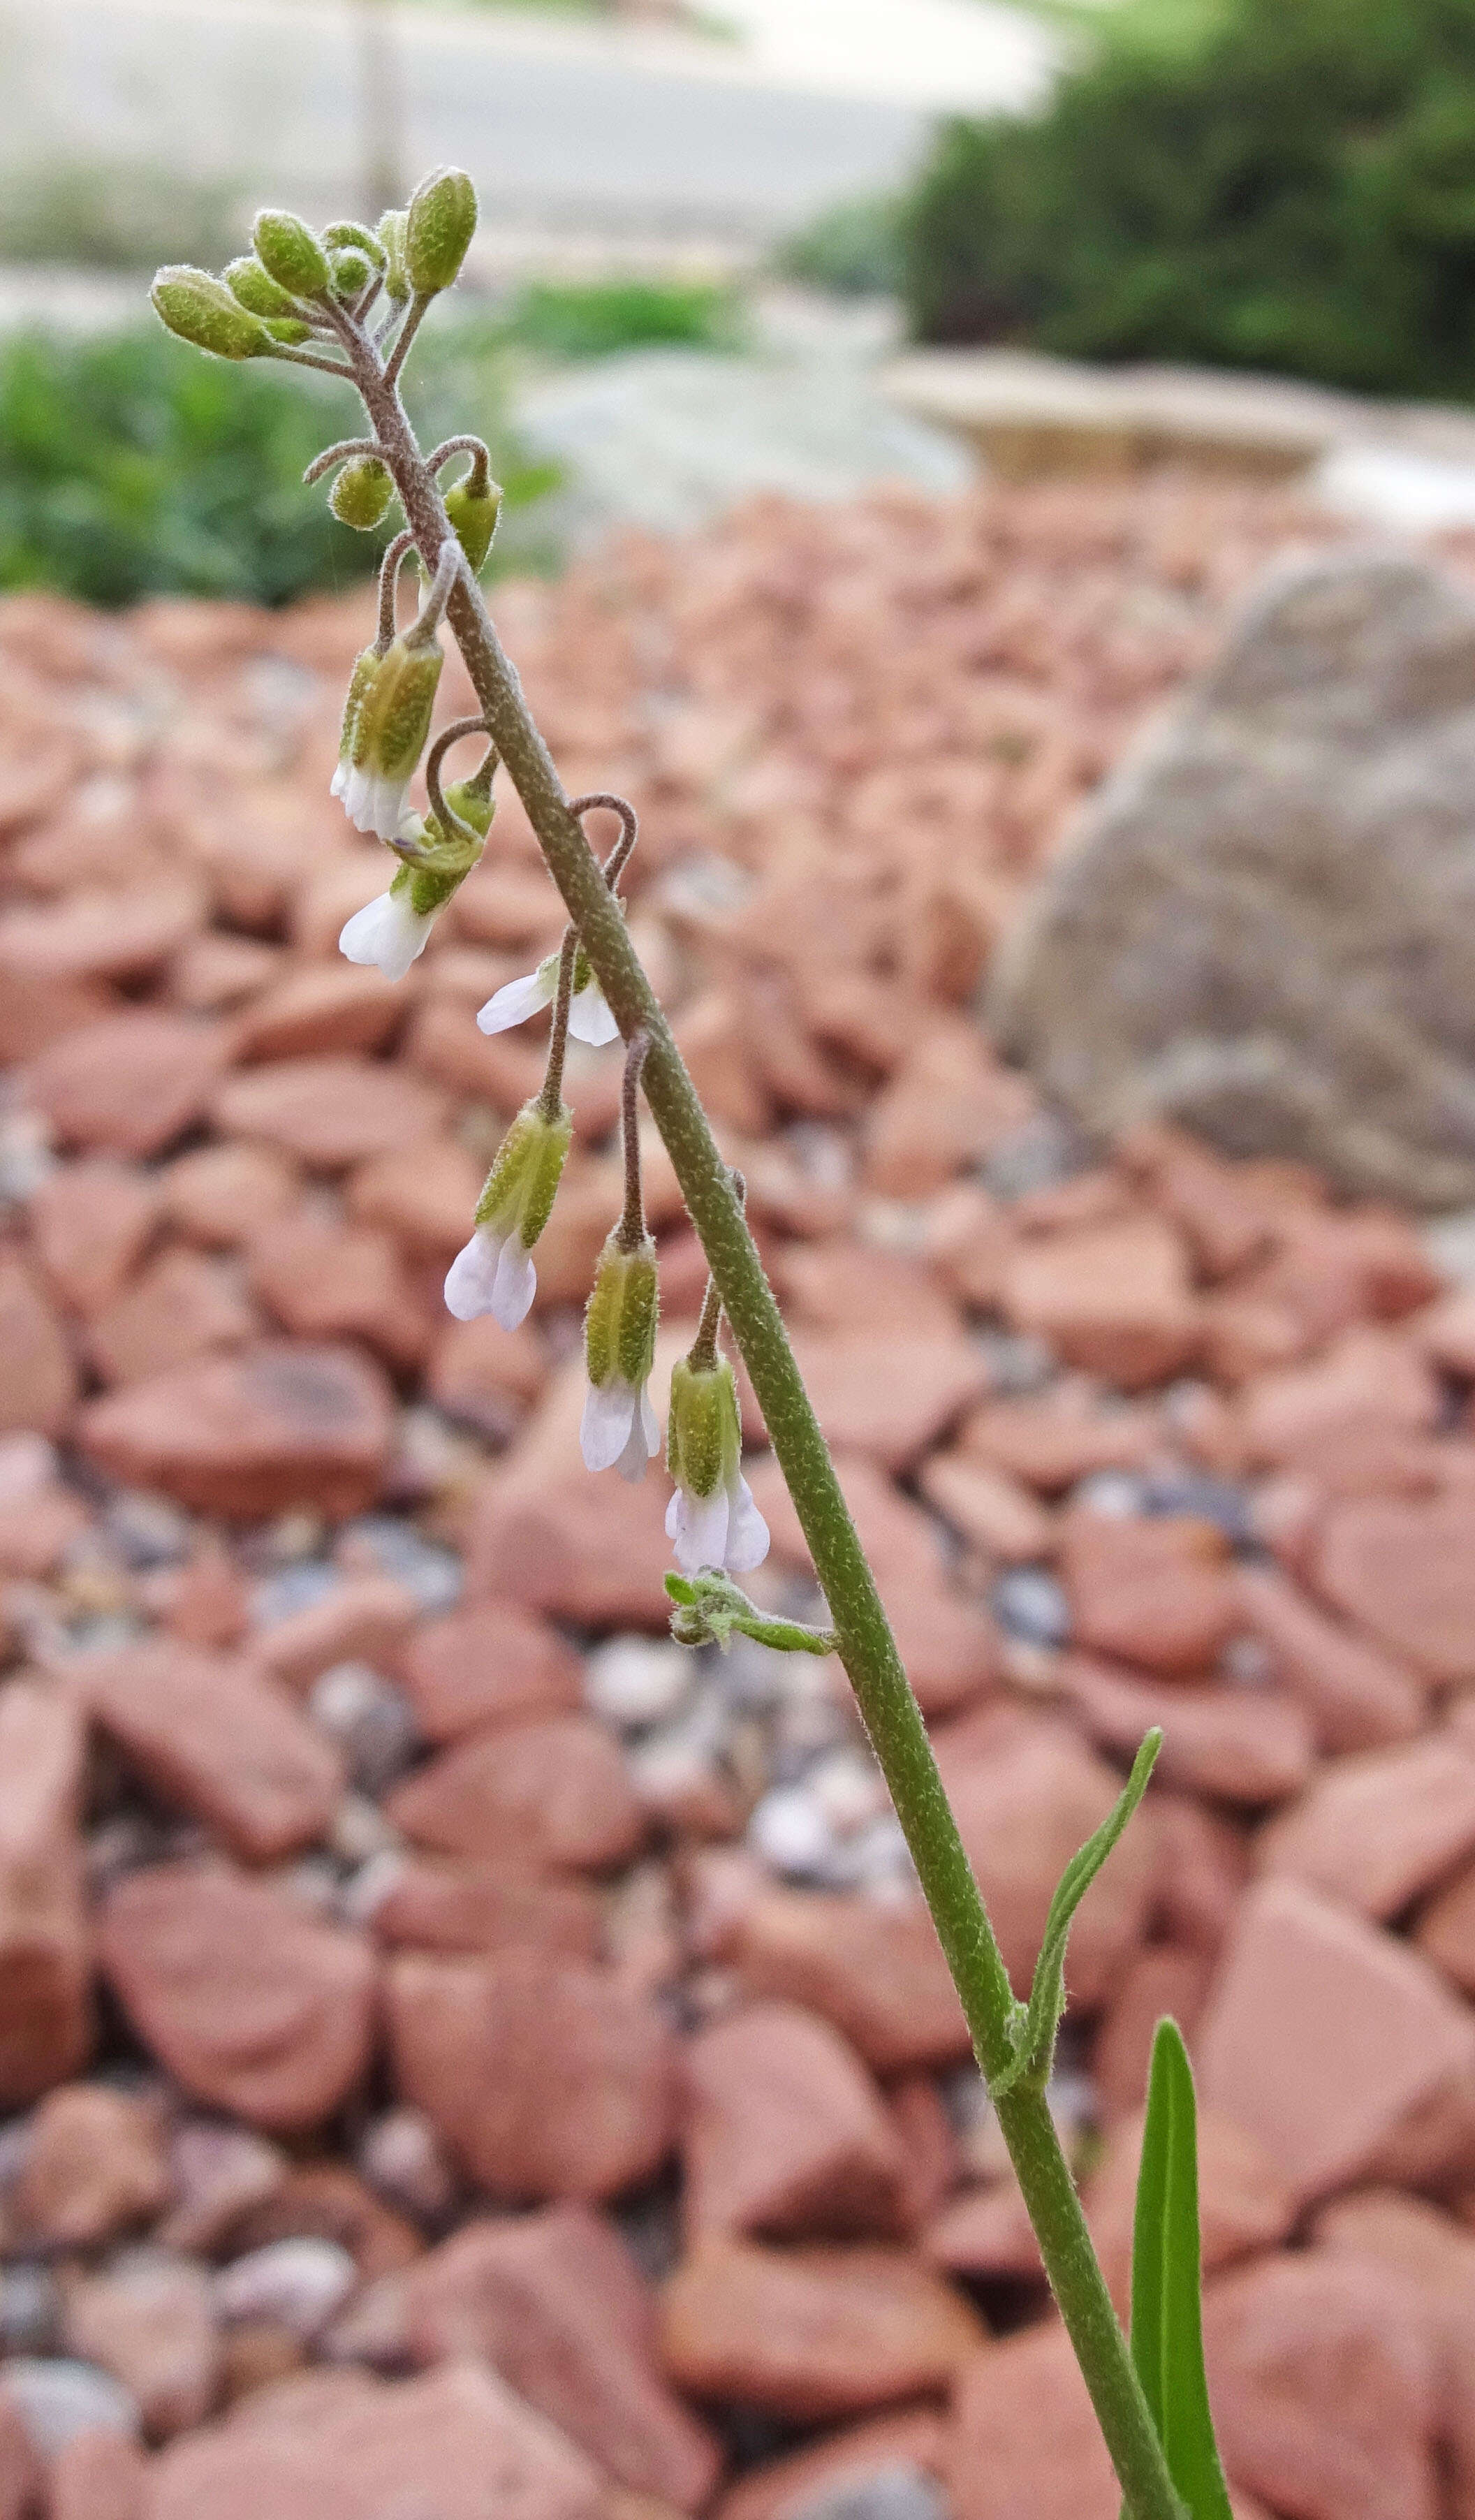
[0,0,1054,249]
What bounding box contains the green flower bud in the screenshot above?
[667,1356,742,1503]
[444,477,503,576]
[585,1233,659,1396]
[264,316,314,345]
[150,266,271,360]
[223,255,302,319]
[378,210,410,304]
[474,1098,573,1245]
[323,220,386,270]
[253,208,332,300]
[329,456,395,530]
[405,166,478,294]
[330,246,374,298]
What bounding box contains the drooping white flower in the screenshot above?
[442,1097,572,1331]
[581,1232,660,1483]
[478,946,619,1049]
[443,1220,538,1330]
[664,1354,770,1576]
[337,780,494,984]
[330,629,443,842]
[338,880,435,981]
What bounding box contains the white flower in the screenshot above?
[443,1222,537,1330]
[665,1468,770,1576]
[339,885,436,982]
[664,1352,769,1576]
[478,951,619,1049]
[330,760,416,844]
[581,1376,661,1483]
[442,1099,572,1332]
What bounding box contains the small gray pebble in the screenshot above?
[793,2467,948,2520]
[1,2359,140,2453]
[991,1565,1070,1648]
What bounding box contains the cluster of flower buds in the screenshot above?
[152,168,480,366]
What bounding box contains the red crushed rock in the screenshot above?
[6,476,1475,2509]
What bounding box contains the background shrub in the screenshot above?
[901,0,1475,398]
[0,323,556,608]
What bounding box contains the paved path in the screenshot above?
[0,0,1053,247]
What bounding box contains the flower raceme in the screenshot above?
[665,1353,770,1576]
[582,1232,661,1482]
[478,942,618,1048]
[444,1098,572,1330]
[339,776,493,981]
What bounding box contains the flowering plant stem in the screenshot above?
[330,307,1184,2520]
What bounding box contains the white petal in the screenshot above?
[667,1481,731,1575]
[443,1228,505,1321]
[616,1384,661,1484]
[724,1472,770,1574]
[339,890,434,982]
[330,760,349,800]
[581,1377,638,1474]
[568,982,619,1048]
[490,1234,537,1331]
[345,770,410,842]
[477,969,553,1036]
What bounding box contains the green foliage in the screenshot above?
[0,160,245,273]
[0,325,554,608]
[992,1729,1161,2100]
[902,0,1475,397]
[1129,2021,1234,2519]
[499,275,746,360]
[775,194,904,297]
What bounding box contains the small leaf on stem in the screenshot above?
[663,1569,835,1657]
[991,1727,1161,2100]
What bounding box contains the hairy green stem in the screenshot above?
[348,323,1183,2520]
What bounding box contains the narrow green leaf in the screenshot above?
[992,1728,1161,2097]
[1129,2019,1234,2520]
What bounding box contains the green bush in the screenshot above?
[497,275,746,360]
[901,0,1475,397]
[0,323,557,608]
[773,196,903,298]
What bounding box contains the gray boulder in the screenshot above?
[992,550,1475,1206]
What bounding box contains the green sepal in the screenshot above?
[585,1233,659,1394]
[330,457,395,530]
[263,316,313,345]
[445,478,503,575]
[406,165,478,293]
[253,208,332,299]
[391,779,491,914]
[349,634,443,781]
[1127,2021,1233,2520]
[223,255,303,319]
[990,1729,1161,2101]
[337,645,381,765]
[474,1099,571,1249]
[668,1355,740,1502]
[378,210,410,303]
[150,266,271,360]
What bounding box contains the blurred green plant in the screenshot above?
[0,323,556,607]
[495,274,746,358]
[0,161,247,273]
[902,0,1475,397]
[773,194,903,298]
